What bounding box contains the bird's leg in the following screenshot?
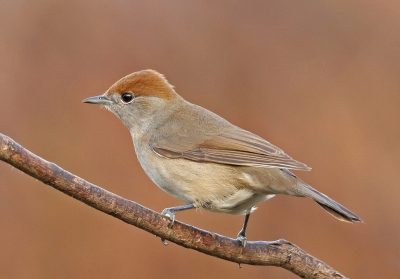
[161,203,196,224]
[237,213,250,247]
[160,203,195,245]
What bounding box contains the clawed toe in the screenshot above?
[237,234,247,247]
[161,208,176,227]
[158,204,196,246]
[160,209,177,245]
[160,238,169,246]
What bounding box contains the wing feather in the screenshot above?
[150,126,310,170]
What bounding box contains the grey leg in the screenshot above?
[161,203,196,224]
[237,213,250,247]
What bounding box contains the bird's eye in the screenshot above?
[121,93,134,103]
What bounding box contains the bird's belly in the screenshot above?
[136,146,275,215]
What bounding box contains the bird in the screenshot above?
[83,69,362,246]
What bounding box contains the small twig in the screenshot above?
[0,133,347,279]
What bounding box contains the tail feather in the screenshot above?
[316,202,362,223]
[296,180,363,223]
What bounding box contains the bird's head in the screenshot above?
[83,70,181,132]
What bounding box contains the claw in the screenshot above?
[158,204,195,246]
[161,208,176,227]
[160,209,177,245]
[161,238,169,246]
[237,234,247,247]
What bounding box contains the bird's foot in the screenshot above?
[159,204,195,246]
[237,232,247,247]
[160,208,177,245]
[161,208,176,227]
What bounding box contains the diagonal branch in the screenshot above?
[0,133,347,279]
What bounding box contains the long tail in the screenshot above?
[294,178,363,223]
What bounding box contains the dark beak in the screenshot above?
[82,95,113,105]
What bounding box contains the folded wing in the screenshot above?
[150,126,310,171]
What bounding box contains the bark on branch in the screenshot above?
[0,133,347,279]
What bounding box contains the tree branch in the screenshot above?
[0,133,347,279]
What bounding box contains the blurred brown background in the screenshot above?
[0,1,399,278]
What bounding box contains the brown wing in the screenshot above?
[150,126,310,171]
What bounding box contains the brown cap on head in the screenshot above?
[105,70,177,100]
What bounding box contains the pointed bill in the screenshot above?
[82,95,113,105]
